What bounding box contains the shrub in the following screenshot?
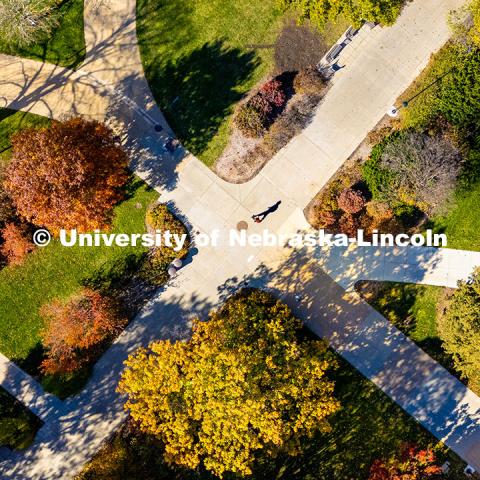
[260,79,286,107]
[0,223,34,266]
[142,204,190,285]
[249,94,273,116]
[5,118,129,234]
[234,103,267,138]
[379,131,463,213]
[119,290,339,478]
[338,213,359,236]
[41,289,126,375]
[294,67,327,95]
[368,443,442,479]
[337,188,366,214]
[467,0,480,47]
[362,138,396,199]
[365,200,394,222]
[277,0,405,28]
[0,0,59,47]
[317,210,336,228]
[263,93,321,154]
[145,203,190,258]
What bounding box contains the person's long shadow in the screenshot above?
[252,200,282,222]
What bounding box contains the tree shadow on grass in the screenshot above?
[144,40,260,157]
[259,354,449,480]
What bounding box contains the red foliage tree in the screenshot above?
[368,444,443,480]
[0,223,34,266]
[40,289,126,375]
[337,188,366,214]
[4,118,129,234]
[260,79,286,107]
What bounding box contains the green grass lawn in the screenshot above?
[137,1,349,167]
[0,0,85,69]
[136,0,285,167]
[0,178,157,366]
[0,386,41,450]
[427,182,480,251]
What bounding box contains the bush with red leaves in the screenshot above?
[337,188,366,214]
[234,78,288,138]
[0,223,34,266]
[260,79,287,107]
[249,94,273,116]
[40,289,126,375]
[368,444,443,480]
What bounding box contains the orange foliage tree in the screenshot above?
[40,289,126,375]
[0,223,34,266]
[4,118,129,234]
[368,444,443,479]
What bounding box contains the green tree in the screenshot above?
[119,290,339,478]
[438,268,480,383]
[401,45,480,131]
[277,0,405,29]
[436,48,480,129]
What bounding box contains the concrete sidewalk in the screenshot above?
[314,244,480,290]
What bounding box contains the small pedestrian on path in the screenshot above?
[251,200,282,223]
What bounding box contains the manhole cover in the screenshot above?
[236,221,248,231]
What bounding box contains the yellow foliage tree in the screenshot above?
[468,0,480,46]
[118,290,340,478]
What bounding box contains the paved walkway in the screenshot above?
[2,0,480,477]
[316,244,480,290]
[0,354,63,423]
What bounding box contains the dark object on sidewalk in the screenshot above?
[164,137,180,152]
[251,200,282,223]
